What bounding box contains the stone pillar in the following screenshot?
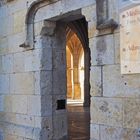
[40,21,67,140]
[72,53,81,99]
[66,47,73,99]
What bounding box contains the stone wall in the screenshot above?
[82,0,140,140]
[0,0,140,140]
[0,0,43,139]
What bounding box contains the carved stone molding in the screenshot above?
[96,0,118,35]
[97,19,118,31]
[19,0,59,49]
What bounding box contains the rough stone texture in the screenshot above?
[90,124,100,140]
[103,65,140,98]
[114,33,120,64]
[100,125,140,140]
[0,0,140,140]
[10,73,35,95]
[123,99,140,129]
[82,4,97,39]
[90,66,102,97]
[91,97,123,127]
[90,34,115,66]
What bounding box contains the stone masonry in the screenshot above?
[0,0,140,140]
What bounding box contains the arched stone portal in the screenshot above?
[40,16,90,139]
[2,0,137,140]
[19,0,95,139]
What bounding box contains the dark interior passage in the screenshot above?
[67,104,90,140]
[66,18,90,140]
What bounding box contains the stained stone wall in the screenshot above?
[0,0,140,140]
[86,0,140,140]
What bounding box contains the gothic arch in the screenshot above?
[66,18,91,106]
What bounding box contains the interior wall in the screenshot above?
[66,46,73,99]
[66,32,84,101]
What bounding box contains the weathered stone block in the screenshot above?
[53,113,67,140]
[4,95,12,113]
[0,131,3,140]
[2,122,40,139]
[0,96,4,112]
[1,112,36,130]
[0,16,13,38]
[90,35,115,66]
[2,54,13,73]
[35,116,41,128]
[8,32,25,54]
[82,4,96,22]
[27,95,41,116]
[34,72,40,95]
[8,0,27,14]
[114,33,120,64]
[91,97,123,127]
[90,124,100,140]
[82,5,97,38]
[90,66,102,97]
[41,48,52,71]
[12,95,28,114]
[53,69,66,95]
[35,35,42,49]
[34,21,44,36]
[0,5,8,18]
[0,37,8,55]
[0,74,9,94]
[88,21,97,39]
[4,95,28,114]
[10,73,35,94]
[40,70,52,95]
[41,95,52,116]
[13,9,26,34]
[53,49,66,70]
[100,125,140,140]
[0,56,2,73]
[103,65,140,98]
[4,134,24,140]
[13,52,24,73]
[24,49,41,72]
[40,117,53,140]
[123,98,140,129]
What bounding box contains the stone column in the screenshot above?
[66,47,73,99]
[72,53,81,99]
[40,21,68,140]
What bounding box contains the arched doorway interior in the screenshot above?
[66,18,90,140]
[66,30,84,102]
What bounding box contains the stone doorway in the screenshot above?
[66,29,85,103]
[40,12,90,139]
[66,18,90,140]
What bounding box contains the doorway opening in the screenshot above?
[66,18,90,140]
[40,13,90,139]
[66,30,84,103]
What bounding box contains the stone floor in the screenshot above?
[67,104,90,140]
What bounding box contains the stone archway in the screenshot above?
[67,18,90,107]
[19,0,96,139]
[40,17,90,139]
